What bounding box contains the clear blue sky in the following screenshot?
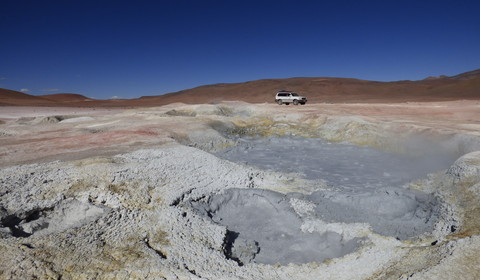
[1,0,479,99]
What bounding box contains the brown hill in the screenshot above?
[135,71,480,105]
[0,89,99,106]
[0,88,57,106]
[450,69,480,80]
[40,93,93,103]
[1,69,479,107]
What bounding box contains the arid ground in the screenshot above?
[1,69,480,279]
[1,99,480,279]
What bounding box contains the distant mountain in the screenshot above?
[423,75,448,80]
[450,69,480,80]
[0,89,95,106]
[1,68,480,107]
[40,93,93,102]
[135,69,480,105]
[423,69,480,81]
[0,88,57,106]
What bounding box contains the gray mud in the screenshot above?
[215,136,458,188]
[190,188,361,265]
[190,186,439,265]
[307,187,439,239]
[0,199,106,238]
[189,136,452,264]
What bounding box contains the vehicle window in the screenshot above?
[291,93,299,96]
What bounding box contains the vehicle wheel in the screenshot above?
[277,100,283,105]
[293,100,299,105]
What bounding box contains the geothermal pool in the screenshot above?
[190,136,459,265]
[215,136,458,189]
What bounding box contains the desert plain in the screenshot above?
[1,75,480,280]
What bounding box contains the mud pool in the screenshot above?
[190,136,460,265]
[215,136,458,189]
[190,188,363,265]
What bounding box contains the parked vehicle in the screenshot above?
[275,90,307,105]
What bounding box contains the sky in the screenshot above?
[1,0,479,100]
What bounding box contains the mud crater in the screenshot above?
[189,188,362,265]
[0,199,106,238]
[186,135,457,265]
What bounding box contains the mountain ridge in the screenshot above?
[1,69,479,106]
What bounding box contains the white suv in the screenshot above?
[275,90,307,105]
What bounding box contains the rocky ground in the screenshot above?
[1,101,480,279]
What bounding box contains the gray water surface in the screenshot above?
[215,136,457,189]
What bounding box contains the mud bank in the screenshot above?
[1,102,480,279]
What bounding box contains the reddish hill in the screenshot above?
[134,71,480,105]
[40,93,93,103]
[0,89,98,106]
[450,69,480,80]
[1,69,479,107]
[0,88,57,106]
